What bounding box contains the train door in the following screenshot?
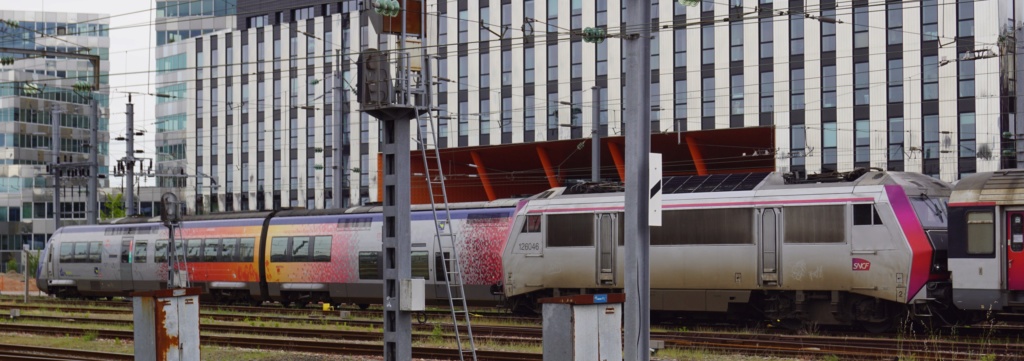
[595,213,617,285]
[1006,211,1024,290]
[119,237,134,291]
[759,208,780,286]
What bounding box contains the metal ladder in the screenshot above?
[416,112,477,361]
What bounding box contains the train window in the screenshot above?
[435,252,450,281]
[291,236,311,262]
[154,240,168,263]
[358,251,381,279]
[785,205,846,243]
[174,241,186,263]
[546,213,595,247]
[186,239,202,262]
[220,238,237,262]
[522,215,542,233]
[121,240,131,263]
[270,237,289,262]
[966,211,995,255]
[59,243,73,263]
[854,204,884,226]
[134,242,148,263]
[203,239,220,262]
[412,251,429,280]
[88,241,102,263]
[313,236,332,262]
[73,242,88,263]
[654,208,754,245]
[239,238,255,262]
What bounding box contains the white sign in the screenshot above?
[649,153,662,227]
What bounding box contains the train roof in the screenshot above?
[950,170,1024,205]
[549,170,949,199]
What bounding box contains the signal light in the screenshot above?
[582,27,606,44]
[373,0,401,17]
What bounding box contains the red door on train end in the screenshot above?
[1007,211,1024,290]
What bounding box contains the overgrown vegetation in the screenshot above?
[101,193,126,220]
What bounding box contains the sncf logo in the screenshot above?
[852,258,871,271]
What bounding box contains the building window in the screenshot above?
[730,74,743,115]
[823,121,837,169]
[501,50,511,86]
[650,34,659,71]
[887,2,903,45]
[524,95,535,132]
[923,115,939,159]
[458,56,468,91]
[923,55,939,100]
[480,5,490,41]
[480,100,490,139]
[547,44,558,81]
[674,28,686,68]
[958,1,974,38]
[547,92,559,137]
[922,0,938,41]
[760,17,772,59]
[571,0,582,29]
[760,72,773,113]
[597,0,608,26]
[273,39,280,71]
[675,80,687,124]
[701,77,715,118]
[821,9,836,52]
[458,101,468,137]
[729,21,742,62]
[501,97,512,136]
[853,6,868,49]
[959,56,975,98]
[855,119,870,163]
[701,25,714,65]
[960,113,976,158]
[596,41,608,76]
[789,14,803,55]
[524,47,535,84]
[571,41,582,78]
[791,124,805,167]
[791,68,805,110]
[854,62,870,105]
[822,65,836,108]
[889,117,904,166]
[888,58,903,103]
[480,53,490,88]
[458,10,468,43]
[548,0,559,31]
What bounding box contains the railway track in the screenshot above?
[0,323,540,361]
[5,311,1020,361]
[0,342,132,361]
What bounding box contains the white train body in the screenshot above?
[502,171,953,328]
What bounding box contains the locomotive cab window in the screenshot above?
[522,215,541,233]
[784,205,846,243]
[853,204,884,225]
[546,213,594,247]
[967,211,995,255]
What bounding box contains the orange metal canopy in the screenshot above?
[379,126,776,204]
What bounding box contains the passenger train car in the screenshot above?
[37,201,518,307]
[948,170,1024,312]
[501,170,957,330]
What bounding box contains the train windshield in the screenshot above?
[909,196,948,229]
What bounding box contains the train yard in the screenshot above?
[0,297,1020,360]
